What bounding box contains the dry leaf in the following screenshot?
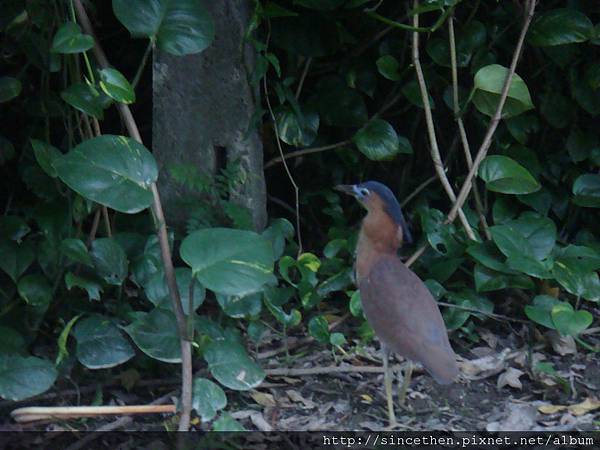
[250,412,273,431]
[568,397,600,416]
[538,404,567,414]
[286,389,316,409]
[360,394,373,404]
[497,367,525,390]
[458,348,510,379]
[547,331,577,356]
[250,391,277,407]
[479,329,498,349]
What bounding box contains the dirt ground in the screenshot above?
[2,321,599,436]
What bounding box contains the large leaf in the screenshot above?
[53,135,158,213]
[353,120,409,161]
[216,292,262,319]
[551,303,593,336]
[180,228,275,296]
[0,239,35,283]
[524,295,561,329]
[204,339,265,390]
[145,268,205,314]
[572,174,600,208]
[473,64,533,118]
[65,272,102,301]
[553,260,600,301]
[50,22,94,54]
[529,9,593,47]
[275,106,319,147]
[99,68,135,104]
[124,308,181,363]
[72,316,135,369]
[0,355,57,401]
[112,0,214,56]
[60,83,105,120]
[479,155,540,194]
[90,238,128,286]
[192,377,227,422]
[0,77,22,103]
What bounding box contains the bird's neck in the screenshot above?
[355,210,400,281]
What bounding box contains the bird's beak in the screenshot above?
[334,184,357,197]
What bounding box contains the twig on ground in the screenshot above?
[73,0,192,431]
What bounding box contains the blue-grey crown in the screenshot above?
[359,181,413,244]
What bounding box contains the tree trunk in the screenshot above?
[152,0,266,230]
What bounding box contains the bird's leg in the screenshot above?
[382,344,397,425]
[398,360,413,407]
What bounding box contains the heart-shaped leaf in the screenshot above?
[51,22,94,54]
[192,377,227,422]
[180,228,275,297]
[275,106,319,147]
[90,238,128,286]
[53,135,158,213]
[353,119,407,161]
[308,315,329,343]
[73,315,135,369]
[0,355,57,401]
[529,9,593,47]
[112,0,215,56]
[204,339,265,390]
[145,268,205,314]
[60,83,105,119]
[124,308,181,363]
[524,295,561,329]
[551,303,593,336]
[30,139,62,178]
[99,68,135,104]
[479,155,540,194]
[473,64,534,117]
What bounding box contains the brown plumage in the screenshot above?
[336,181,458,421]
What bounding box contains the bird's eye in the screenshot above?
[360,188,370,197]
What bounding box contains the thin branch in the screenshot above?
[264,22,303,254]
[266,365,387,377]
[367,6,453,33]
[86,208,101,247]
[73,0,192,431]
[401,174,438,208]
[295,57,312,99]
[411,0,476,241]
[437,301,528,324]
[132,39,154,90]
[11,404,175,423]
[264,140,350,169]
[447,0,537,223]
[448,15,491,240]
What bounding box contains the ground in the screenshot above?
[1,320,599,438]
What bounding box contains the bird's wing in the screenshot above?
[359,255,458,384]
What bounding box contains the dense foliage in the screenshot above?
[0,0,599,429]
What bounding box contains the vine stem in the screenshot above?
[73,0,192,431]
[447,0,537,223]
[411,0,476,241]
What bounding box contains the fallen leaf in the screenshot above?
[486,403,537,431]
[568,397,600,416]
[250,411,272,431]
[281,376,301,384]
[360,394,373,404]
[497,367,525,390]
[286,389,316,409]
[547,331,577,356]
[479,329,498,349]
[458,348,510,379]
[250,391,276,407]
[538,404,567,414]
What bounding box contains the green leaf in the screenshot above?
[308,316,329,343]
[529,9,593,47]
[60,83,105,120]
[329,332,346,346]
[314,76,368,127]
[349,290,362,317]
[124,308,181,363]
[145,268,205,314]
[30,139,62,178]
[64,272,102,301]
[91,238,128,286]
[0,217,30,242]
[0,355,57,401]
[17,274,52,307]
[474,264,534,292]
[73,315,135,369]
[275,106,319,147]
[551,303,592,336]
[263,286,302,327]
[56,315,81,366]
[0,239,35,283]
[556,245,600,272]
[112,0,215,56]
[566,128,597,163]
[216,292,262,319]
[213,413,246,431]
[60,238,93,267]
[180,228,275,297]
[376,55,401,81]
[192,377,227,422]
[473,64,534,118]
[204,339,265,390]
[99,68,135,104]
[0,77,22,102]
[0,327,26,355]
[467,241,513,273]
[553,260,600,301]
[353,119,402,161]
[50,22,94,54]
[402,80,435,109]
[293,0,345,9]
[525,295,561,329]
[572,174,600,208]
[510,213,556,260]
[262,218,295,259]
[479,155,540,194]
[54,135,158,214]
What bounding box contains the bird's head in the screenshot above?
[335,181,413,244]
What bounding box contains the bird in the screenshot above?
[335,181,458,425]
